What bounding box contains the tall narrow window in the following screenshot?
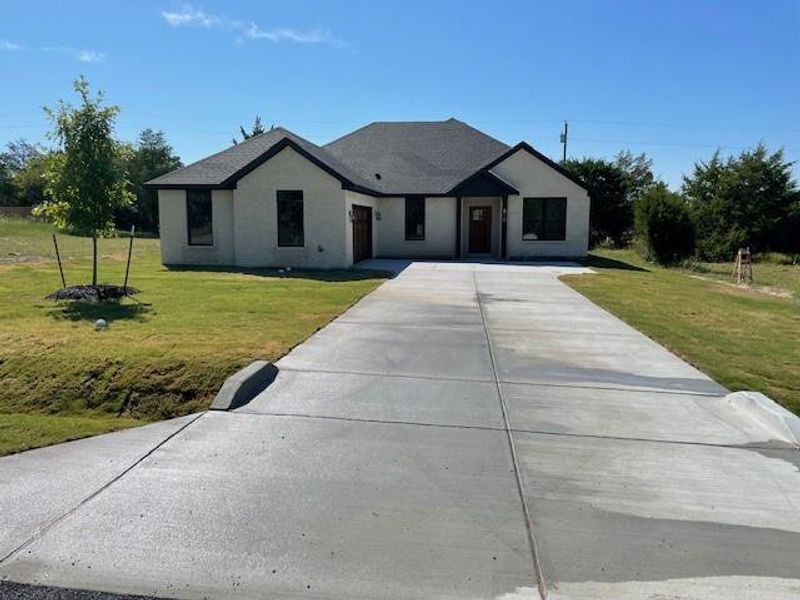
[277,190,304,247]
[186,189,213,246]
[405,196,425,240]
[522,197,567,241]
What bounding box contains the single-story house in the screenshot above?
[146,118,590,268]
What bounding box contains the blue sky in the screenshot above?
[1,0,798,187]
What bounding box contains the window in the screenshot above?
[405,196,425,240]
[522,197,567,241]
[186,189,213,246]
[277,190,304,247]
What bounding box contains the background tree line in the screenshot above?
[564,146,800,264]
[0,121,181,236]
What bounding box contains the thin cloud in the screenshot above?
[161,5,344,47]
[42,46,106,63]
[244,23,341,46]
[1,40,24,51]
[161,6,221,28]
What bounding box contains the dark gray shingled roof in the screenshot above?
[146,118,586,194]
[145,126,376,191]
[324,119,510,195]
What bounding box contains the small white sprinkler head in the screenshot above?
[95,318,108,330]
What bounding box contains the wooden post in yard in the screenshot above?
[123,225,135,294]
[732,247,753,284]
[53,234,66,288]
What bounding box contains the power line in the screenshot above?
[570,136,799,153]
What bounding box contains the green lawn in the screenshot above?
[0,218,388,455]
[562,249,800,415]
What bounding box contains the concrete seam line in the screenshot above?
[276,365,497,385]
[473,270,548,600]
[497,379,725,398]
[276,365,723,397]
[228,411,796,452]
[509,427,800,452]
[232,410,507,432]
[0,412,206,566]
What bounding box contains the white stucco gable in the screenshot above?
[490,147,591,259]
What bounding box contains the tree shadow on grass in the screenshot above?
[587,254,650,272]
[164,265,395,282]
[47,299,152,322]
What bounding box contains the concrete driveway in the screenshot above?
[1,261,799,600]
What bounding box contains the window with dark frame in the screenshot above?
[522,197,567,241]
[405,196,425,240]
[277,190,304,247]
[186,189,213,246]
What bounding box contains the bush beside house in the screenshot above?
[635,185,695,264]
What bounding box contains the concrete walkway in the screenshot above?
[1,261,799,599]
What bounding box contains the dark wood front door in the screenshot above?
[468,206,492,254]
[352,204,373,263]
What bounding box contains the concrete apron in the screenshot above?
[1,260,799,600]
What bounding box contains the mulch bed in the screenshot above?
[46,284,140,301]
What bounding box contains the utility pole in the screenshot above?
[560,120,568,162]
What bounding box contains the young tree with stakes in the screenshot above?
[37,76,132,287]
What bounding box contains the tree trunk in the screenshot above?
[92,236,98,287]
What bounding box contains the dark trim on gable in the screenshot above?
[145,137,382,195]
[471,142,590,192]
[449,169,519,197]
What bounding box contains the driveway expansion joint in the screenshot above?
[473,271,548,600]
[0,412,206,566]
[231,410,797,452]
[276,365,726,398]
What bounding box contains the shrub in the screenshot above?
[635,185,696,264]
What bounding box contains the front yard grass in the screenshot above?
[0,218,388,455]
[561,249,799,415]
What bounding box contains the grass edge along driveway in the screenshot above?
[561,249,799,416]
[0,218,389,455]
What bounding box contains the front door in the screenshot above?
[352,204,373,263]
[468,206,492,254]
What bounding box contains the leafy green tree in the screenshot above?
[635,184,695,264]
[563,157,631,247]
[36,76,132,286]
[0,139,45,205]
[232,115,266,144]
[118,129,182,233]
[13,152,53,206]
[0,161,13,205]
[615,150,658,203]
[683,145,798,260]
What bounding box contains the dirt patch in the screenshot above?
[689,275,794,299]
